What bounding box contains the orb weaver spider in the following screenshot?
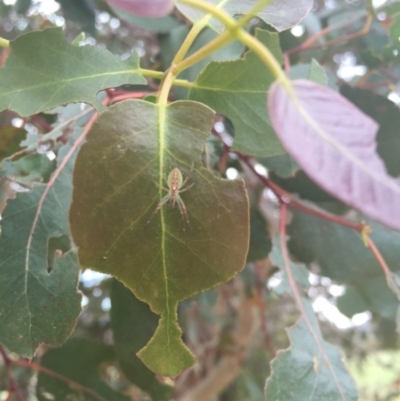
[145,166,194,227]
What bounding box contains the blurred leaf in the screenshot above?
[55,0,96,34]
[0,125,26,160]
[287,210,400,320]
[340,84,400,177]
[110,3,182,32]
[110,279,174,400]
[189,29,285,156]
[258,153,298,178]
[247,208,272,262]
[265,236,358,401]
[1,154,54,185]
[0,178,15,214]
[37,338,129,401]
[105,0,174,18]
[268,79,400,231]
[0,130,82,357]
[70,100,249,376]
[0,28,146,117]
[269,235,310,296]
[160,24,244,99]
[308,59,327,85]
[14,0,31,14]
[176,0,313,32]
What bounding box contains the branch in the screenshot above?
[177,296,260,401]
[11,359,107,401]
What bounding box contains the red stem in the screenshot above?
[0,346,25,401]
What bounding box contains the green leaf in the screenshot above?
[55,0,96,35]
[247,208,272,262]
[269,235,310,296]
[1,154,54,185]
[340,84,400,177]
[258,153,299,178]
[110,3,182,33]
[37,338,129,401]
[189,29,285,157]
[287,210,400,320]
[265,236,358,401]
[0,28,146,117]
[70,99,249,376]
[265,313,358,401]
[0,131,81,357]
[308,59,327,85]
[110,279,174,400]
[176,0,313,32]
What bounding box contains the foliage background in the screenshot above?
[0,0,399,400]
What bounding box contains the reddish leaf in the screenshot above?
[105,0,174,18]
[268,80,400,231]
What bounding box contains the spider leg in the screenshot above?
[145,194,170,226]
[181,162,194,187]
[179,182,194,193]
[176,196,190,226]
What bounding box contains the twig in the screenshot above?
[211,128,364,232]
[285,14,372,56]
[0,346,25,401]
[365,235,400,308]
[12,359,107,401]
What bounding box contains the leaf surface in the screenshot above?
[37,338,129,401]
[189,30,285,156]
[106,0,174,18]
[110,279,174,400]
[265,236,358,401]
[0,28,146,117]
[268,80,400,231]
[70,99,249,376]
[176,0,313,32]
[0,131,81,356]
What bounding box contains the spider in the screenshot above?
[146,166,194,227]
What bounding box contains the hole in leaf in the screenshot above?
[47,235,71,273]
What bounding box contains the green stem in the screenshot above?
[139,68,194,88]
[139,68,164,80]
[173,31,233,75]
[0,36,9,48]
[172,16,209,65]
[157,70,175,105]
[175,0,292,93]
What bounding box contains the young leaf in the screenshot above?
[110,279,174,400]
[189,30,285,157]
[176,0,313,32]
[0,28,146,117]
[70,100,249,376]
[37,338,129,401]
[268,80,400,231]
[266,236,358,401]
[0,130,82,357]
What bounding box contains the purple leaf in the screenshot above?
[268,79,400,231]
[105,0,174,18]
